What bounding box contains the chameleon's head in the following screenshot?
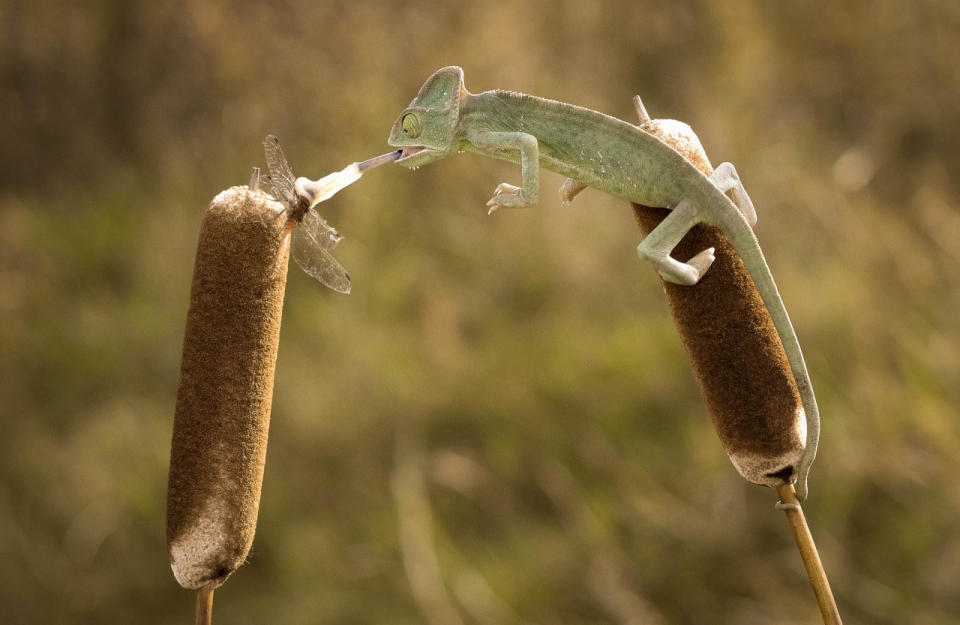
[388,66,466,168]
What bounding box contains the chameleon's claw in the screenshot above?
[775,500,802,512]
[485,186,506,214]
[486,182,533,213]
[559,178,588,206]
[687,247,716,277]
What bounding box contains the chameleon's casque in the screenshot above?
[389,66,466,167]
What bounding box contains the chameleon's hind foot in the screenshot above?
[636,198,714,285]
[649,247,715,286]
[558,178,587,206]
[709,162,757,226]
[486,182,536,214]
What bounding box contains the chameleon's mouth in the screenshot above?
[396,146,429,161]
[394,145,445,169]
[393,145,448,169]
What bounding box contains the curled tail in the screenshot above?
[723,211,820,500]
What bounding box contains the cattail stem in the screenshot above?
[195,585,214,625]
[776,484,842,625]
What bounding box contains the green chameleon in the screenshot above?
[386,66,819,501]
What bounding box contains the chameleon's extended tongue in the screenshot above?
[297,150,402,209]
[357,149,403,172]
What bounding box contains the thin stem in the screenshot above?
[776,484,842,625]
[249,166,260,192]
[195,584,214,625]
[391,435,466,625]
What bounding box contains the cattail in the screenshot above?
[166,180,287,591]
[632,114,841,624]
[632,119,806,488]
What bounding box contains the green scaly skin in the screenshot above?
[387,66,819,501]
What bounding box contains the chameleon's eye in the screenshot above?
[401,113,421,138]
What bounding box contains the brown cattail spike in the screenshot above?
[632,119,807,489]
[166,184,289,590]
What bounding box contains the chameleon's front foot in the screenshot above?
[486,183,537,214]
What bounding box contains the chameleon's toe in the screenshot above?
[654,247,715,286]
[486,182,530,213]
[687,247,716,279]
[657,264,698,286]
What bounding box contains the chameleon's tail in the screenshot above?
[721,210,821,501]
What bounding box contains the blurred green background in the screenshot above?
[2,1,959,623]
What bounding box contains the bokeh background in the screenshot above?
[2,1,959,623]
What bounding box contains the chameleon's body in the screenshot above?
[387,66,819,500]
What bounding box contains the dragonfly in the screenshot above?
[262,135,400,293]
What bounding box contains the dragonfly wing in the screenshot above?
[292,241,352,294]
[263,135,297,206]
[301,209,343,251]
[258,175,290,227]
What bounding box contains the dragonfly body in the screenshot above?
[262,135,353,293]
[261,136,401,293]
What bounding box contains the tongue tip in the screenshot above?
[357,150,404,172]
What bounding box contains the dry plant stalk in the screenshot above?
[777,485,843,624]
[166,172,290,622]
[391,436,466,625]
[195,584,214,625]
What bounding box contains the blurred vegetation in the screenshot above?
[1,1,959,623]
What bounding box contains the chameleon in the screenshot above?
[385,66,819,501]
